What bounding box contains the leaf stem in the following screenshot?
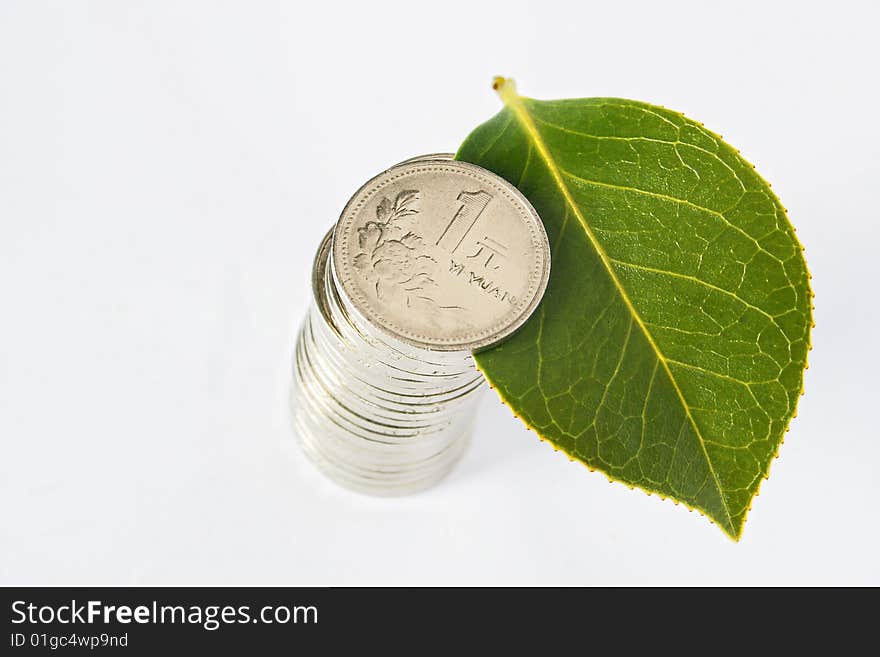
[492,76,518,105]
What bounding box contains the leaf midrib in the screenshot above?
[496,81,736,535]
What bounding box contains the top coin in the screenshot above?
[332,159,550,352]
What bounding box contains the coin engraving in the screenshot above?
[352,189,448,308]
[334,160,550,352]
[435,189,493,254]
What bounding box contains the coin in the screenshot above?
[293,216,484,495]
[331,159,550,352]
[393,152,455,165]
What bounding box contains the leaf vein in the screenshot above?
[608,257,789,331]
[529,113,745,190]
[559,169,784,266]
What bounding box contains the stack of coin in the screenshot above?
[291,155,550,495]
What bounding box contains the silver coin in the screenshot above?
[394,152,455,165]
[332,159,550,352]
[293,223,483,496]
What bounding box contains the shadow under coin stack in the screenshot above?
[291,154,550,495]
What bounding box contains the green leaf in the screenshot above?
[456,78,812,540]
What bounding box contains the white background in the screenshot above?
[2,1,877,586]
